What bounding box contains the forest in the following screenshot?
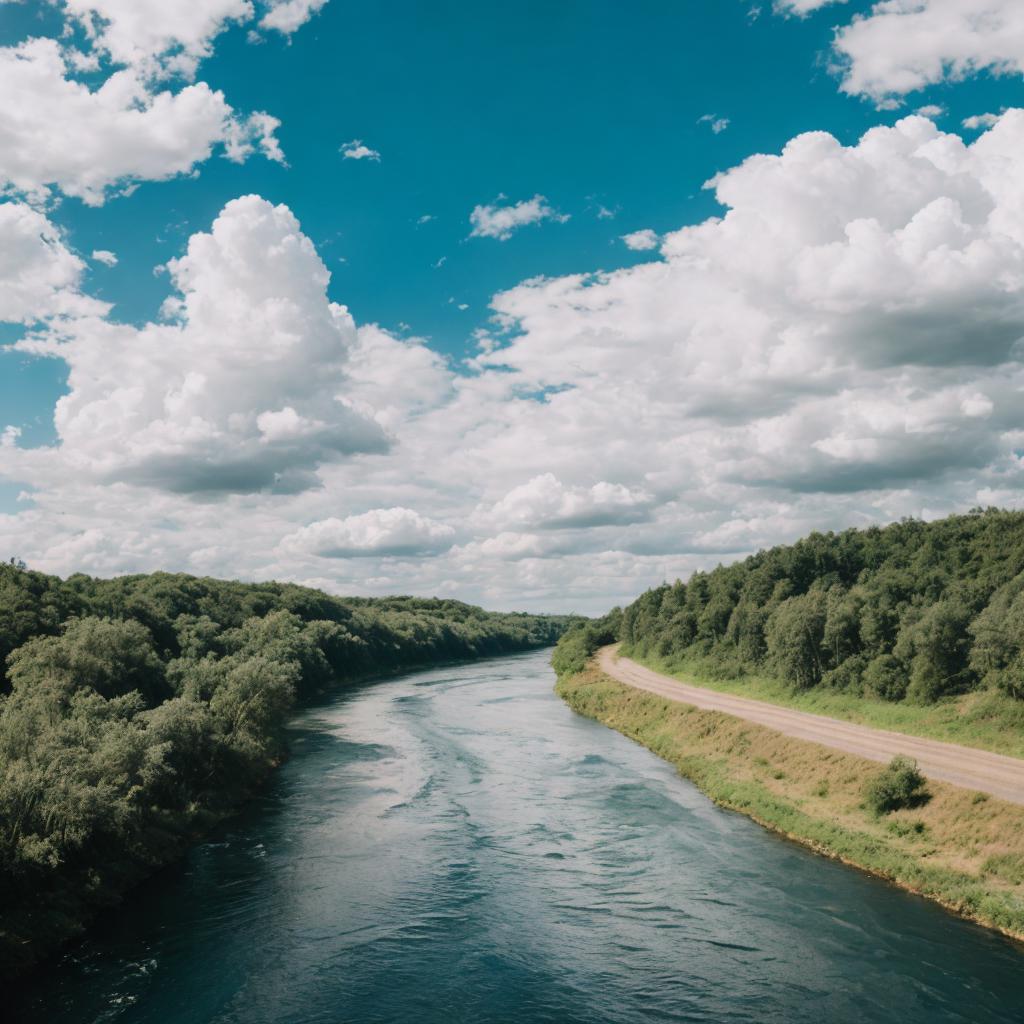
[0,564,569,978]
[615,509,1024,703]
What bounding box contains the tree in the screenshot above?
[765,591,827,689]
[7,617,168,706]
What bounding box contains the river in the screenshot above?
[13,649,1024,1023]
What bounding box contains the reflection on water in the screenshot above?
[14,649,1024,1023]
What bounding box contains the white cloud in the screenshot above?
[915,104,945,118]
[774,0,846,13]
[831,0,1024,102]
[281,507,455,558]
[469,195,568,240]
[91,249,118,266]
[11,115,1024,613]
[964,112,1001,130]
[0,38,282,205]
[621,229,659,251]
[12,195,386,495]
[485,474,654,530]
[345,324,453,432]
[259,0,329,34]
[60,0,253,78]
[0,202,108,323]
[340,139,381,161]
[698,113,730,133]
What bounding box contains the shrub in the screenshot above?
[864,756,929,815]
[863,654,907,702]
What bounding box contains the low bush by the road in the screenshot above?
[865,756,929,816]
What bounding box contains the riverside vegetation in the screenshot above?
[553,509,1024,938]
[0,563,569,978]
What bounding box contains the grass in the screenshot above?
[625,648,1024,760]
[557,662,1024,941]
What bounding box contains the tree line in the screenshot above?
[615,509,1024,703]
[0,565,570,977]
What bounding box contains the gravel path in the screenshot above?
[598,646,1024,805]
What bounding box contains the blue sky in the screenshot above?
[3,0,1024,611]
[0,0,919,442]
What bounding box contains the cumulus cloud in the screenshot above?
[90,249,118,266]
[621,229,659,251]
[259,0,330,34]
[484,474,654,531]
[0,0,332,206]
[11,115,1024,613]
[476,113,1024,507]
[59,0,253,78]
[340,139,381,161]
[0,202,109,323]
[281,507,455,557]
[469,195,568,241]
[13,195,386,494]
[831,0,1024,102]
[345,325,453,432]
[0,37,282,205]
[964,112,1001,130]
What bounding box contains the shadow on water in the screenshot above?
[12,648,1024,1024]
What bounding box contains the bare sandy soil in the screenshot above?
[599,646,1024,806]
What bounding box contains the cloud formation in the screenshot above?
[8,114,1024,613]
[621,229,659,251]
[340,139,381,161]
[281,507,456,558]
[259,0,330,34]
[469,195,568,240]
[773,0,845,14]
[12,196,386,494]
[0,0,325,207]
[0,202,108,322]
[830,0,1024,103]
[60,0,253,78]
[0,38,282,205]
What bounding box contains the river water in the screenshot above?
[14,649,1024,1023]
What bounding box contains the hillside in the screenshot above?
[0,565,570,977]
[620,509,1024,714]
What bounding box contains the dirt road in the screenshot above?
[598,646,1024,805]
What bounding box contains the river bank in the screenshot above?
[557,661,1024,941]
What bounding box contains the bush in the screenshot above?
[864,756,929,815]
[863,654,907,701]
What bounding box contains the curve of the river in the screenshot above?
[14,649,1024,1023]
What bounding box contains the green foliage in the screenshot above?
[863,654,907,701]
[765,590,827,690]
[0,568,569,977]
[619,510,1024,705]
[864,756,929,816]
[551,608,621,679]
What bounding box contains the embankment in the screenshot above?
[557,661,1024,941]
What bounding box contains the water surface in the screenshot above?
[15,649,1024,1023]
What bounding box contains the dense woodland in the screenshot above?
[615,510,1024,703]
[0,565,568,977]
